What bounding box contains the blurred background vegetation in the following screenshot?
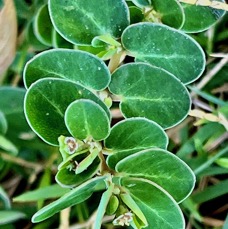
[0,0,227,228]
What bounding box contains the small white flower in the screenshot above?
[113,212,133,226]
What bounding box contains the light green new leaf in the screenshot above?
[65,99,110,141]
[116,148,195,203]
[121,177,185,229]
[0,186,11,209]
[13,184,69,202]
[0,210,26,225]
[122,23,205,84]
[105,117,168,151]
[181,1,225,33]
[151,0,185,29]
[24,49,111,90]
[56,156,100,188]
[109,63,191,129]
[49,0,130,45]
[94,183,114,229]
[34,4,53,46]
[0,111,7,134]
[24,78,110,145]
[32,176,106,223]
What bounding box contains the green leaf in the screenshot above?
[109,63,191,128]
[52,30,74,49]
[65,99,110,141]
[0,87,31,139]
[0,111,7,134]
[151,0,185,29]
[192,179,228,204]
[122,23,206,84]
[105,117,168,151]
[0,210,26,225]
[0,135,18,155]
[24,78,110,145]
[32,176,106,223]
[131,0,151,8]
[49,0,130,45]
[56,156,100,188]
[0,186,11,209]
[120,193,148,227]
[34,4,53,46]
[121,177,185,229]
[116,148,195,203]
[106,195,119,215]
[24,49,111,91]
[94,183,114,229]
[13,184,69,202]
[129,6,144,24]
[107,149,141,170]
[181,1,226,33]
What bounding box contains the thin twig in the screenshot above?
[0,152,42,171]
[192,56,228,96]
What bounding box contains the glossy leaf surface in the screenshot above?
[117,148,195,202]
[105,118,168,151]
[65,99,110,141]
[121,178,185,229]
[32,176,106,223]
[24,49,111,90]
[49,0,129,45]
[109,63,191,128]
[181,2,225,33]
[122,23,205,84]
[34,4,52,46]
[24,78,110,145]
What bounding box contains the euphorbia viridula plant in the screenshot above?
[23,0,226,228]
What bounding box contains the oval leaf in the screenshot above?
[105,117,168,151]
[109,63,191,129]
[181,2,225,33]
[65,99,110,141]
[34,4,53,46]
[49,0,130,45]
[116,148,195,203]
[122,22,206,84]
[32,176,106,223]
[24,78,110,145]
[24,49,111,90]
[121,177,185,229]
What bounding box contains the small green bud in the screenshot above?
[106,195,119,215]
